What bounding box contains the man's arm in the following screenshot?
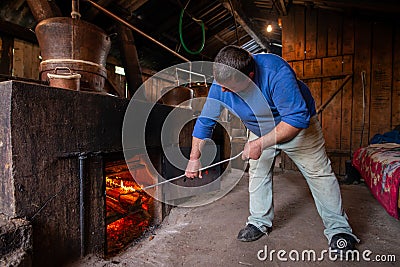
[242,121,301,160]
[185,137,205,178]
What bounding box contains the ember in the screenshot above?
[105,159,154,256]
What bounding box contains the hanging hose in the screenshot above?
[178,6,205,55]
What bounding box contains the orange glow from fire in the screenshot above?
[105,160,154,256]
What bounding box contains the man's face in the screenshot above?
[217,72,255,93]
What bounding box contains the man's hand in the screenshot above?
[185,159,202,179]
[242,138,263,160]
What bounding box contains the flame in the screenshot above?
[106,176,143,192]
[105,163,154,256]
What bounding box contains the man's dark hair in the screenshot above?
[214,45,255,83]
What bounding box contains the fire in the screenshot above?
[105,161,154,256]
[106,176,143,192]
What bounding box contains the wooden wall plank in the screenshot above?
[31,45,41,80]
[317,10,328,58]
[369,21,393,137]
[342,17,354,54]
[326,11,341,57]
[292,61,304,77]
[306,79,322,122]
[281,9,296,60]
[12,39,40,79]
[340,78,353,174]
[337,17,343,56]
[321,78,342,147]
[12,39,23,77]
[304,59,321,78]
[322,56,343,77]
[294,5,305,60]
[351,18,371,150]
[392,26,400,128]
[342,55,353,75]
[0,36,13,75]
[305,6,317,59]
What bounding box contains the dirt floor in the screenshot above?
[69,169,400,267]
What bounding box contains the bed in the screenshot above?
[352,143,400,219]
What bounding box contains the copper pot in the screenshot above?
[35,17,111,92]
[47,67,81,90]
[188,82,209,112]
[160,86,193,108]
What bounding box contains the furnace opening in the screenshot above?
[105,156,155,256]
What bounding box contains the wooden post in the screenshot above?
[116,25,144,98]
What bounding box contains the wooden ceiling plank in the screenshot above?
[221,0,268,50]
[26,0,62,22]
[85,0,114,21]
[125,0,149,12]
[0,19,37,43]
[292,0,400,14]
[278,0,288,15]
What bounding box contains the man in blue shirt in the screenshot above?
[185,45,358,254]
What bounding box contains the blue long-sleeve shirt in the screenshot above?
[193,53,316,139]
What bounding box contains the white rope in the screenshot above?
[142,151,243,190]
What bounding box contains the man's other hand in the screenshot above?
[242,139,263,160]
[185,159,202,179]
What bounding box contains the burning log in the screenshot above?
[106,188,145,225]
[107,188,141,205]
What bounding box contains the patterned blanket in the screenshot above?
[352,143,400,219]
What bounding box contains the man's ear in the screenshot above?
[248,72,255,79]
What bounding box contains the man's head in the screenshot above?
[214,45,255,92]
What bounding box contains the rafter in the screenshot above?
[220,0,269,50]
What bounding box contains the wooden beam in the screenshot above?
[220,0,269,50]
[0,19,37,44]
[85,0,114,21]
[277,0,288,15]
[116,25,143,98]
[292,0,400,15]
[95,0,148,19]
[26,0,62,22]
[125,0,149,13]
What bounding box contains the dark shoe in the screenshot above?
[237,224,270,242]
[329,233,358,259]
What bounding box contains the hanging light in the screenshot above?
[266,24,273,33]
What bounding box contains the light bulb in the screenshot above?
[278,18,282,28]
[266,24,273,32]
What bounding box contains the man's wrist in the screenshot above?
[189,155,200,161]
[257,136,266,150]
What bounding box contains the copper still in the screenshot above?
[159,86,194,108]
[35,17,111,92]
[188,82,209,112]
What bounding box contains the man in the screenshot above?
[185,45,359,254]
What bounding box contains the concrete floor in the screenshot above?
[71,169,400,267]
